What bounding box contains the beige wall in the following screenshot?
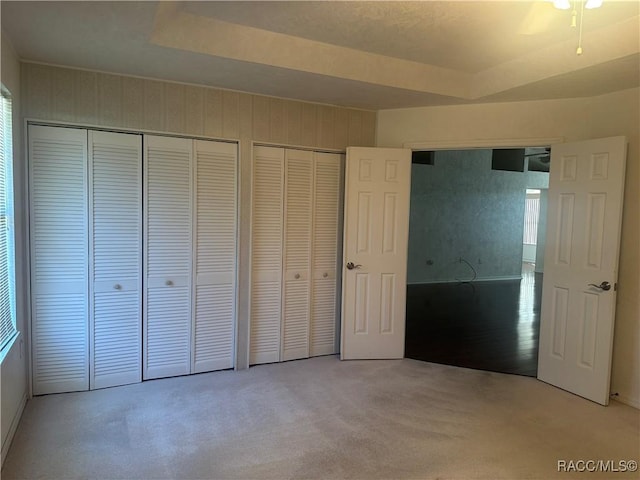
[377,87,640,408]
[1,31,28,464]
[19,62,376,372]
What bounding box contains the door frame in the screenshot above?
[403,137,564,151]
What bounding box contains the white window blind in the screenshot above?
[523,189,540,245]
[0,89,17,351]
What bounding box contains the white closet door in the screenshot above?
[89,131,142,389]
[310,152,341,356]
[250,146,284,365]
[281,149,313,361]
[192,140,237,373]
[144,135,192,379]
[29,125,89,395]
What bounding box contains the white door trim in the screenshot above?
[403,137,564,151]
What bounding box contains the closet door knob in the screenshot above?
[165,280,173,286]
[113,284,122,290]
[294,273,300,279]
[323,272,328,278]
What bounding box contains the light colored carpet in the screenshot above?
[2,356,638,480]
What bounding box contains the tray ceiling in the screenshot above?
[2,1,638,110]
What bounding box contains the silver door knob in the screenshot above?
[114,284,122,290]
[165,280,173,286]
[346,262,362,270]
[588,281,611,291]
[294,273,300,279]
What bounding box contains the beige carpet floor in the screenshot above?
[2,356,639,480]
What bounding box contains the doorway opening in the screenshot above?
[404,147,549,377]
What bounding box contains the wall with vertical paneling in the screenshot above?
[20,62,377,370]
[21,63,375,148]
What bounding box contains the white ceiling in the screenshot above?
[2,1,638,110]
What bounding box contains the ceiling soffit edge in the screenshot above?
[148,3,639,103]
[149,2,472,99]
[470,16,640,99]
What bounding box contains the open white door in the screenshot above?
[341,147,411,359]
[538,136,627,405]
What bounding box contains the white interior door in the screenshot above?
[192,139,237,373]
[281,149,313,361]
[29,125,89,395]
[144,135,193,380]
[310,152,342,357]
[89,130,142,389]
[341,147,411,359]
[538,136,627,405]
[249,146,284,365]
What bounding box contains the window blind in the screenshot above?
[0,90,17,351]
[523,191,541,246]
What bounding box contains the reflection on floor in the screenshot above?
[405,266,542,377]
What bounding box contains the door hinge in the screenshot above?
[614,282,618,291]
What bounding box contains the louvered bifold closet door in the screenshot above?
[29,125,89,395]
[250,146,284,365]
[89,131,142,389]
[193,140,237,373]
[144,136,192,379]
[282,149,313,361]
[310,153,342,356]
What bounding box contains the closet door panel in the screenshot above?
[93,287,139,386]
[250,146,284,365]
[282,149,313,361]
[146,285,191,377]
[310,153,341,356]
[193,140,237,373]
[89,131,142,389]
[29,125,89,395]
[144,135,192,379]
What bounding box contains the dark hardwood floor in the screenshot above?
[405,267,542,377]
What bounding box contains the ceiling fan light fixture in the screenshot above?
[552,0,605,54]
[553,0,571,10]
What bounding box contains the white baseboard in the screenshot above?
[408,275,523,285]
[1,393,27,467]
[613,393,640,410]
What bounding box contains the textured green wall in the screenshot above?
[408,149,528,283]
